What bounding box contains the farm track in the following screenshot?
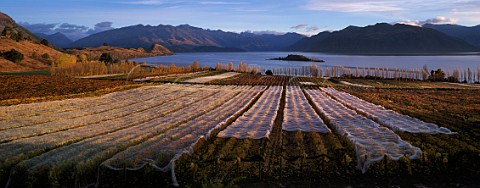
[262,85,285,181]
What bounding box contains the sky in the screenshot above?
[1,0,479,41]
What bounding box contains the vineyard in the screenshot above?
[1,75,479,187]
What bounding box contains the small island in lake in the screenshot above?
[268,54,325,62]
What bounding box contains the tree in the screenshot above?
[77,54,87,63]
[15,32,24,42]
[1,49,24,63]
[215,63,222,71]
[2,27,11,38]
[40,39,50,46]
[1,28,6,37]
[429,68,446,82]
[265,70,273,76]
[228,62,233,72]
[54,54,76,67]
[192,61,199,71]
[9,32,17,40]
[42,53,50,59]
[99,53,114,64]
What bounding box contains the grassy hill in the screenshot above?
[67,44,173,61]
[0,39,65,72]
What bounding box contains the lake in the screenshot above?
[133,52,480,71]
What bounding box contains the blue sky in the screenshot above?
[1,0,479,40]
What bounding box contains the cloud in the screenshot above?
[306,26,319,32]
[121,0,247,6]
[56,23,89,32]
[305,0,403,12]
[420,16,459,25]
[122,0,164,5]
[19,21,115,41]
[245,30,286,35]
[291,24,320,33]
[87,22,114,34]
[395,20,421,26]
[199,1,248,5]
[291,24,308,30]
[18,22,57,34]
[395,16,459,26]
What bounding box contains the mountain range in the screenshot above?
[68,24,305,52]
[423,24,480,47]
[289,23,478,54]
[64,23,479,54]
[2,11,480,55]
[35,32,73,48]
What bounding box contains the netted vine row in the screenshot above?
[209,74,291,86]
[322,87,455,134]
[183,72,240,83]
[2,85,252,187]
[283,86,330,133]
[101,86,265,186]
[0,85,168,122]
[304,89,422,173]
[217,86,282,139]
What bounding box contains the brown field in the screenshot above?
[0,74,139,106]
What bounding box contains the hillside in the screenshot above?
[36,32,73,48]
[0,12,45,44]
[290,23,479,54]
[0,39,65,72]
[67,44,173,60]
[288,31,331,51]
[68,24,305,52]
[423,24,480,47]
[0,12,66,72]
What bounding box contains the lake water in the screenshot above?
[133,52,480,71]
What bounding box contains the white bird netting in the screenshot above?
[217,86,282,139]
[322,87,455,134]
[305,89,421,173]
[101,86,264,186]
[183,72,240,83]
[3,84,261,187]
[283,86,331,133]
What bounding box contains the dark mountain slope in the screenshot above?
[423,24,480,47]
[289,23,478,54]
[69,24,304,52]
[36,32,73,48]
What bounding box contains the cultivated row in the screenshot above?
[217,86,282,139]
[283,86,331,133]
[102,86,265,185]
[305,89,422,173]
[3,85,250,187]
[322,87,455,134]
[0,85,168,121]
